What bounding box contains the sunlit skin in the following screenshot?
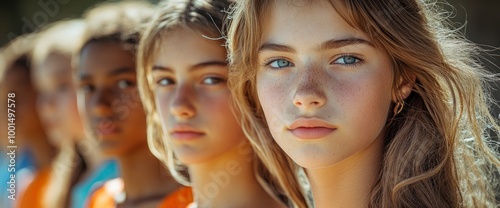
[152,29,246,165]
[78,41,148,156]
[77,41,178,207]
[256,0,412,207]
[152,28,283,208]
[33,53,84,147]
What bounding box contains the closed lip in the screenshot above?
[93,119,121,135]
[170,124,205,140]
[289,118,336,130]
[288,118,336,140]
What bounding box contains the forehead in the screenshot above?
[261,0,369,46]
[79,41,136,75]
[35,53,72,79]
[154,28,226,67]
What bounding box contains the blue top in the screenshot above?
[0,148,36,208]
[70,159,119,208]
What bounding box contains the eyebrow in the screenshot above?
[317,38,373,51]
[152,61,227,72]
[258,38,373,53]
[78,67,135,81]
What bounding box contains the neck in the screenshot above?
[118,143,179,205]
[29,136,55,169]
[189,142,282,208]
[74,135,106,171]
[307,136,384,208]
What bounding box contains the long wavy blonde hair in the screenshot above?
[137,1,298,203]
[227,0,500,207]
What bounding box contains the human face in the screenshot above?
[151,28,246,164]
[1,65,45,144]
[33,53,83,147]
[77,41,147,156]
[256,0,395,169]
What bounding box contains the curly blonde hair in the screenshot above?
[227,0,500,207]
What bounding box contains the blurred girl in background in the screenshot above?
[75,2,183,207]
[31,19,119,208]
[137,0,291,207]
[0,34,54,208]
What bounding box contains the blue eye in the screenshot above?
[333,56,360,65]
[156,78,174,86]
[118,80,135,89]
[202,77,224,85]
[268,59,294,69]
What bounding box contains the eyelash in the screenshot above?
[331,54,363,67]
[202,76,225,85]
[156,77,174,86]
[117,79,136,89]
[154,76,226,87]
[263,54,364,70]
[76,79,135,94]
[263,57,294,69]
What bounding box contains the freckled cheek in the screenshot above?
[256,75,289,128]
[333,77,392,129]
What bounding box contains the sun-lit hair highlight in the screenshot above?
[227,0,500,207]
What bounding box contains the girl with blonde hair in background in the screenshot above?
[0,34,55,208]
[75,1,183,208]
[29,19,119,208]
[227,0,500,207]
[137,0,288,207]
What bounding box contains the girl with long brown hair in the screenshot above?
[227,0,500,207]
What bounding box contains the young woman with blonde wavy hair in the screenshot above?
[137,0,287,207]
[227,0,500,207]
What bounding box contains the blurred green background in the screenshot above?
[0,0,499,116]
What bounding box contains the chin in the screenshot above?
[174,149,212,165]
[290,155,332,169]
[99,142,128,156]
[285,146,342,169]
[176,155,210,165]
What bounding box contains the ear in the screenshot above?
[392,73,416,101]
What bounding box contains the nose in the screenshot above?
[37,92,57,116]
[89,88,113,117]
[292,68,326,110]
[169,84,196,119]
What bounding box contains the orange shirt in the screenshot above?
[86,178,123,208]
[87,178,193,208]
[17,167,51,208]
[158,186,193,208]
